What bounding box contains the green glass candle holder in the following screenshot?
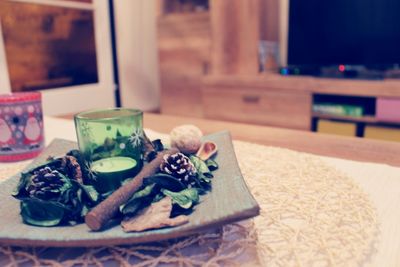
[74,108,143,193]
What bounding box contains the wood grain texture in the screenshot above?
[160,74,204,117]
[158,12,210,117]
[202,85,312,130]
[142,113,400,167]
[0,133,259,247]
[201,73,400,129]
[210,0,260,75]
[204,73,400,97]
[259,0,279,41]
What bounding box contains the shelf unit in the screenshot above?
[310,91,400,140]
[203,73,400,141]
[312,113,378,124]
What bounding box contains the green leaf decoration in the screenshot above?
[189,155,210,174]
[120,184,157,215]
[81,205,90,217]
[161,188,199,209]
[206,159,219,171]
[79,183,99,203]
[152,139,164,152]
[144,173,186,192]
[12,172,31,198]
[60,188,75,206]
[20,199,66,227]
[199,173,212,183]
[131,183,156,199]
[187,156,215,192]
[152,193,165,203]
[120,200,143,215]
[203,172,214,178]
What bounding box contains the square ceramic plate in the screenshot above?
[0,131,259,247]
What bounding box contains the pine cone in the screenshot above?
[27,167,67,200]
[160,153,196,183]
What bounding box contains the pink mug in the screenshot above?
[0,92,45,162]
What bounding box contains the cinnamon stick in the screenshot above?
[85,148,178,231]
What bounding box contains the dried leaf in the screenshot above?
[61,155,83,183]
[121,197,189,232]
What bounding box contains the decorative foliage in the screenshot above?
[162,188,199,209]
[12,156,100,226]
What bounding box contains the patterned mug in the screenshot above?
[0,92,45,162]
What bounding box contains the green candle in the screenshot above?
[74,108,144,192]
[91,157,138,193]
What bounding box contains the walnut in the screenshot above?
[170,125,203,154]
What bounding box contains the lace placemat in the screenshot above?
[0,141,378,266]
[234,141,378,267]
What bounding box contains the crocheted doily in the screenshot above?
[0,140,378,266]
[235,141,378,266]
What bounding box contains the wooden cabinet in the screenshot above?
[202,86,312,130]
[202,74,400,132]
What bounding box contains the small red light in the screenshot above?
[339,65,345,72]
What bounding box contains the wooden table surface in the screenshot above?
[142,113,400,167]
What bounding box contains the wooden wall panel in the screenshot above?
[210,0,260,75]
[158,12,210,117]
[259,0,279,41]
